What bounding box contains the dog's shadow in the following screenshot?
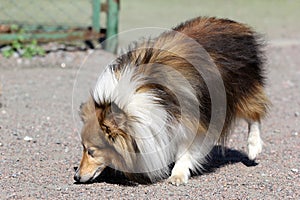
[197,145,257,174]
[93,168,139,186]
[73,167,138,186]
[74,146,257,186]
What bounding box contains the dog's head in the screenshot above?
[74,97,137,183]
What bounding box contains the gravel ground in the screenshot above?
[0,40,299,199]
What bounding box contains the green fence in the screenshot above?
[0,0,119,53]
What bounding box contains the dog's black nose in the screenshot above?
[74,173,81,182]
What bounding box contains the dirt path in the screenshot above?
[0,42,299,199]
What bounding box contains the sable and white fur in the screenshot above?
[74,17,269,185]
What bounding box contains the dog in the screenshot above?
[74,17,269,185]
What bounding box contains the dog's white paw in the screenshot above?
[248,135,263,160]
[168,173,188,186]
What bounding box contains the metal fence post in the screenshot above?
[92,0,101,33]
[105,0,119,54]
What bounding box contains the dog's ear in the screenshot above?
[98,102,128,143]
[79,97,100,122]
[102,102,127,129]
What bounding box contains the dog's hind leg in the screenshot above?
[236,84,269,160]
[247,120,263,160]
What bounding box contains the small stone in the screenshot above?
[11,173,18,178]
[291,168,298,173]
[24,136,33,142]
[1,110,6,114]
[273,129,281,133]
[295,112,299,117]
[61,63,66,68]
[13,52,19,58]
[0,143,3,147]
[291,131,298,136]
[17,58,22,64]
[283,80,295,88]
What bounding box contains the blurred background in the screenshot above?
[0,0,299,67]
[120,0,300,41]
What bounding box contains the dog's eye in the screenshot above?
[87,149,94,157]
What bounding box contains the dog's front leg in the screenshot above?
[168,152,193,186]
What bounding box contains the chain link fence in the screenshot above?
[0,0,119,67]
[0,0,92,29]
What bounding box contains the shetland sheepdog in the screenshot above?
[74,17,269,185]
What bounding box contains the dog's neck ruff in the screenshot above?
[93,66,174,179]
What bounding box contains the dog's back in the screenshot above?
[118,17,269,142]
[174,17,269,139]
